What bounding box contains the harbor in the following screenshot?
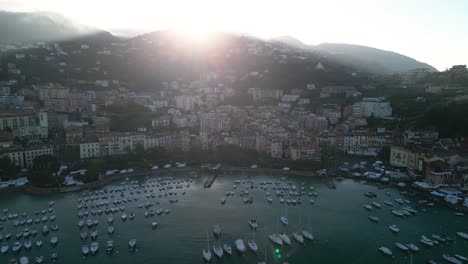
[0,171,467,264]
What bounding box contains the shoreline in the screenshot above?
[0,166,321,195]
[1,166,466,213]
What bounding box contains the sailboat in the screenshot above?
[302,217,314,241]
[257,239,268,264]
[248,231,258,253]
[293,232,304,244]
[213,245,223,258]
[202,232,212,262]
[223,243,232,255]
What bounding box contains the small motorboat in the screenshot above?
[24,241,32,250]
[51,253,58,262]
[80,231,87,240]
[420,237,434,247]
[35,256,44,264]
[151,222,158,229]
[363,204,373,210]
[388,225,399,233]
[50,236,58,246]
[368,216,379,222]
[1,243,9,254]
[443,255,463,264]
[223,243,232,255]
[455,254,467,262]
[379,246,393,256]
[36,240,42,248]
[406,243,419,252]
[456,232,468,240]
[391,210,404,217]
[247,240,258,253]
[19,256,29,264]
[82,245,90,255]
[395,242,409,252]
[90,242,99,255]
[91,230,98,240]
[13,241,22,252]
[129,239,136,250]
[202,249,212,262]
[280,216,288,225]
[235,239,246,252]
[107,226,114,235]
[106,240,114,254]
[42,225,49,235]
[249,218,258,230]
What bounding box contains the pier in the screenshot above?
[204,163,221,188]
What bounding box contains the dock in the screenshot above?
[204,164,221,188]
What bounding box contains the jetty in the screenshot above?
[204,164,221,188]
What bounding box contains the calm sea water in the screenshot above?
[0,171,467,264]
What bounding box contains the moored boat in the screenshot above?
[235,239,246,252]
[223,243,232,255]
[379,246,392,256]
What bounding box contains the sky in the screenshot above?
[1,0,467,71]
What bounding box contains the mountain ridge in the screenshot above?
[0,10,102,44]
[271,36,437,74]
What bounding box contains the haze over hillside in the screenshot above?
[272,36,437,75]
[0,11,100,44]
[0,10,437,76]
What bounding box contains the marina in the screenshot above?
[0,171,467,263]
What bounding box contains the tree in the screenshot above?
[77,160,102,183]
[378,145,391,163]
[28,155,62,187]
[0,157,20,180]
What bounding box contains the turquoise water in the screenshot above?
[0,172,467,264]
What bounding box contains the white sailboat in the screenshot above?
[269,234,283,246]
[278,233,291,246]
[213,245,223,258]
[202,232,212,262]
[293,232,304,244]
[223,243,232,255]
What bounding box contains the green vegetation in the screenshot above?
[418,101,468,137]
[104,102,155,132]
[0,157,20,180]
[28,155,63,187]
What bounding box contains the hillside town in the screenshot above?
[1,35,468,210]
